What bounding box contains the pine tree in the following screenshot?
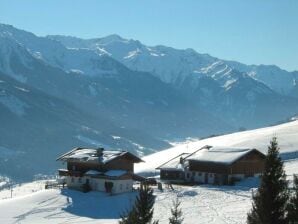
[119,184,158,224]
[287,174,298,224]
[247,137,289,224]
[119,207,138,224]
[169,197,183,224]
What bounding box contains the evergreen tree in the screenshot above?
[287,174,298,224]
[119,184,158,224]
[247,137,289,224]
[169,197,183,224]
[119,207,138,224]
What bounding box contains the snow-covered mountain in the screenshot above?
[0,71,176,181]
[48,34,298,96]
[0,24,236,181]
[1,23,298,181]
[48,33,298,128]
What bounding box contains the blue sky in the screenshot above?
[0,0,297,71]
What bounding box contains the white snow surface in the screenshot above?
[136,120,298,174]
[58,147,129,164]
[186,147,256,165]
[0,120,297,223]
[0,158,297,224]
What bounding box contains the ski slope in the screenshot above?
[135,120,298,174]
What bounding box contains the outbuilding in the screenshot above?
[157,146,265,185]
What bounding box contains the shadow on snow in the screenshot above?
[61,188,137,219]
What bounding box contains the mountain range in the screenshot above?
[0,23,297,181]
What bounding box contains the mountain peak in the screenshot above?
[99,34,126,43]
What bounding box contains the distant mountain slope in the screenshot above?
[0,23,298,181]
[0,72,175,181]
[0,26,230,138]
[48,34,298,96]
[0,24,235,181]
[48,33,298,128]
[135,120,298,174]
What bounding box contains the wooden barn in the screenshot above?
[57,147,144,194]
[157,146,265,185]
[156,153,190,183]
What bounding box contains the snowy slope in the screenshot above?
[0,120,297,224]
[0,157,297,224]
[135,120,298,174]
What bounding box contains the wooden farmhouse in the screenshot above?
[157,145,265,185]
[57,147,144,194]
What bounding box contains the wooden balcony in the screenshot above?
[58,169,83,177]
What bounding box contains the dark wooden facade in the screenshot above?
[57,149,142,177]
[188,149,265,176]
[65,157,134,174]
[157,148,266,185]
[160,170,184,181]
[105,156,134,172]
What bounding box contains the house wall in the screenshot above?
[230,151,265,176]
[66,176,89,190]
[67,161,102,173]
[105,157,134,172]
[188,161,230,174]
[160,170,184,181]
[182,150,265,185]
[194,172,205,183]
[66,176,133,194]
[66,157,135,174]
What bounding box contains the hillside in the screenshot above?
[1,23,298,182]
[135,120,298,174]
[0,120,297,224]
[0,159,296,224]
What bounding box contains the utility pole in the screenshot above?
[10,183,13,198]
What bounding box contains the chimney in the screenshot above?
[96,147,104,157]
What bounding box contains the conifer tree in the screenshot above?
[119,184,158,224]
[287,174,298,224]
[247,137,289,224]
[119,207,138,224]
[169,197,183,224]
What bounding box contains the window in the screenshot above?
[209,173,213,177]
[78,178,82,183]
[187,173,190,178]
[71,177,75,183]
[192,172,195,177]
[126,183,129,190]
[120,184,123,190]
[72,165,76,171]
[198,172,202,176]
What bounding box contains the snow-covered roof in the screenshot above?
[156,153,190,171]
[104,170,127,177]
[186,147,262,165]
[85,170,103,175]
[56,147,143,164]
[156,147,264,169]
